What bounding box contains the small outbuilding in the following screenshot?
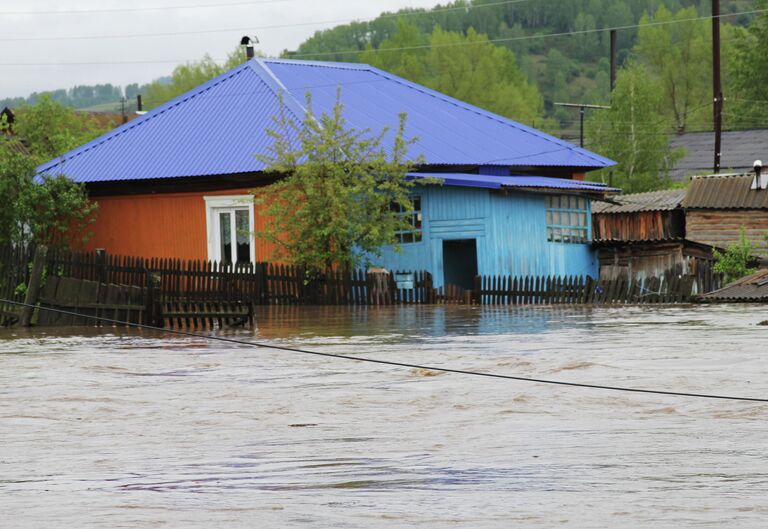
[682,173,768,258]
[592,189,720,292]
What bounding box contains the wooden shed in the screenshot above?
[682,173,768,258]
[592,189,719,293]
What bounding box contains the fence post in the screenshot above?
[144,270,162,327]
[20,245,48,327]
[473,275,481,305]
[95,248,108,285]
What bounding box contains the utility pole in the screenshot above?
[712,0,723,174]
[610,30,618,92]
[553,102,611,148]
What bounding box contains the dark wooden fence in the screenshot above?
[0,245,34,326]
[0,245,702,328]
[474,273,696,305]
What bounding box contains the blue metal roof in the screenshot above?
[408,173,619,192]
[37,58,616,183]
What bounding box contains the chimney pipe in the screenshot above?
[136,94,143,112]
[241,35,258,60]
[753,160,765,190]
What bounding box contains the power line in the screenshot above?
[0,0,531,42]
[0,4,757,49]
[2,299,766,404]
[292,8,767,59]
[0,0,296,16]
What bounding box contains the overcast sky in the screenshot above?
[1,0,443,99]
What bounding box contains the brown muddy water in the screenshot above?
[2,304,768,528]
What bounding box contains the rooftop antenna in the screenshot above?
[553,103,611,148]
[241,35,259,60]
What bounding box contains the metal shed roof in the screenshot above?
[36,58,615,183]
[682,174,768,209]
[592,189,685,214]
[408,173,617,192]
[701,269,768,302]
[669,129,768,181]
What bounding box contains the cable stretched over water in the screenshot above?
[2,299,767,404]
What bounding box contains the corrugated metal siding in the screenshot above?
[683,174,768,209]
[592,189,685,213]
[37,65,301,182]
[373,186,597,286]
[686,210,768,257]
[703,269,768,301]
[37,59,614,183]
[269,60,614,168]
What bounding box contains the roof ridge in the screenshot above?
[36,61,256,175]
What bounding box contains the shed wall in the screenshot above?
[686,209,768,257]
[373,186,598,286]
[593,210,684,241]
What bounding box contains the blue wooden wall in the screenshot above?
[372,186,598,286]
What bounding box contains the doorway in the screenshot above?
[442,239,478,290]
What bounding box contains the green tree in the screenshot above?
[255,92,421,271]
[713,227,759,283]
[729,0,768,128]
[634,5,711,132]
[588,64,684,193]
[425,27,543,124]
[0,95,103,248]
[359,20,428,81]
[143,48,253,109]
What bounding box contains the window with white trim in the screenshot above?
[204,195,255,264]
[545,195,590,244]
[392,196,423,244]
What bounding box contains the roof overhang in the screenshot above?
[407,172,619,195]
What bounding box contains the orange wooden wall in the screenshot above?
[84,188,275,261]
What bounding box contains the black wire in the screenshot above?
[2,298,767,404]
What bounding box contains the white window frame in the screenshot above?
[204,195,256,264]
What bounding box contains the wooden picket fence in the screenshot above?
[0,245,704,329]
[475,274,696,305]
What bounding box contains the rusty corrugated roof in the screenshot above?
[592,189,685,214]
[702,269,768,301]
[682,174,768,209]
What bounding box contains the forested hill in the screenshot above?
[288,0,754,133]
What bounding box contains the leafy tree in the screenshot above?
[713,227,759,283]
[588,64,684,193]
[362,24,544,125]
[255,91,421,271]
[729,0,768,128]
[0,95,103,248]
[13,95,106,160]
[143,48,255,109]
[633,5,711,132]
[359,20,428,81]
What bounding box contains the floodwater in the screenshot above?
[2,305,768,528]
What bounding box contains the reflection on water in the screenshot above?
[2,304,768,528]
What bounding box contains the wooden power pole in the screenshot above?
[712,0,723,174]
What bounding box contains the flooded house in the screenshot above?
[36,58,616,288]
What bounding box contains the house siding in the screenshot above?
[373,186,598,286]
[84,188,274,261]
[686,209,768,257]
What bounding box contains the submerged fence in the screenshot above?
[0,245,700,328]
